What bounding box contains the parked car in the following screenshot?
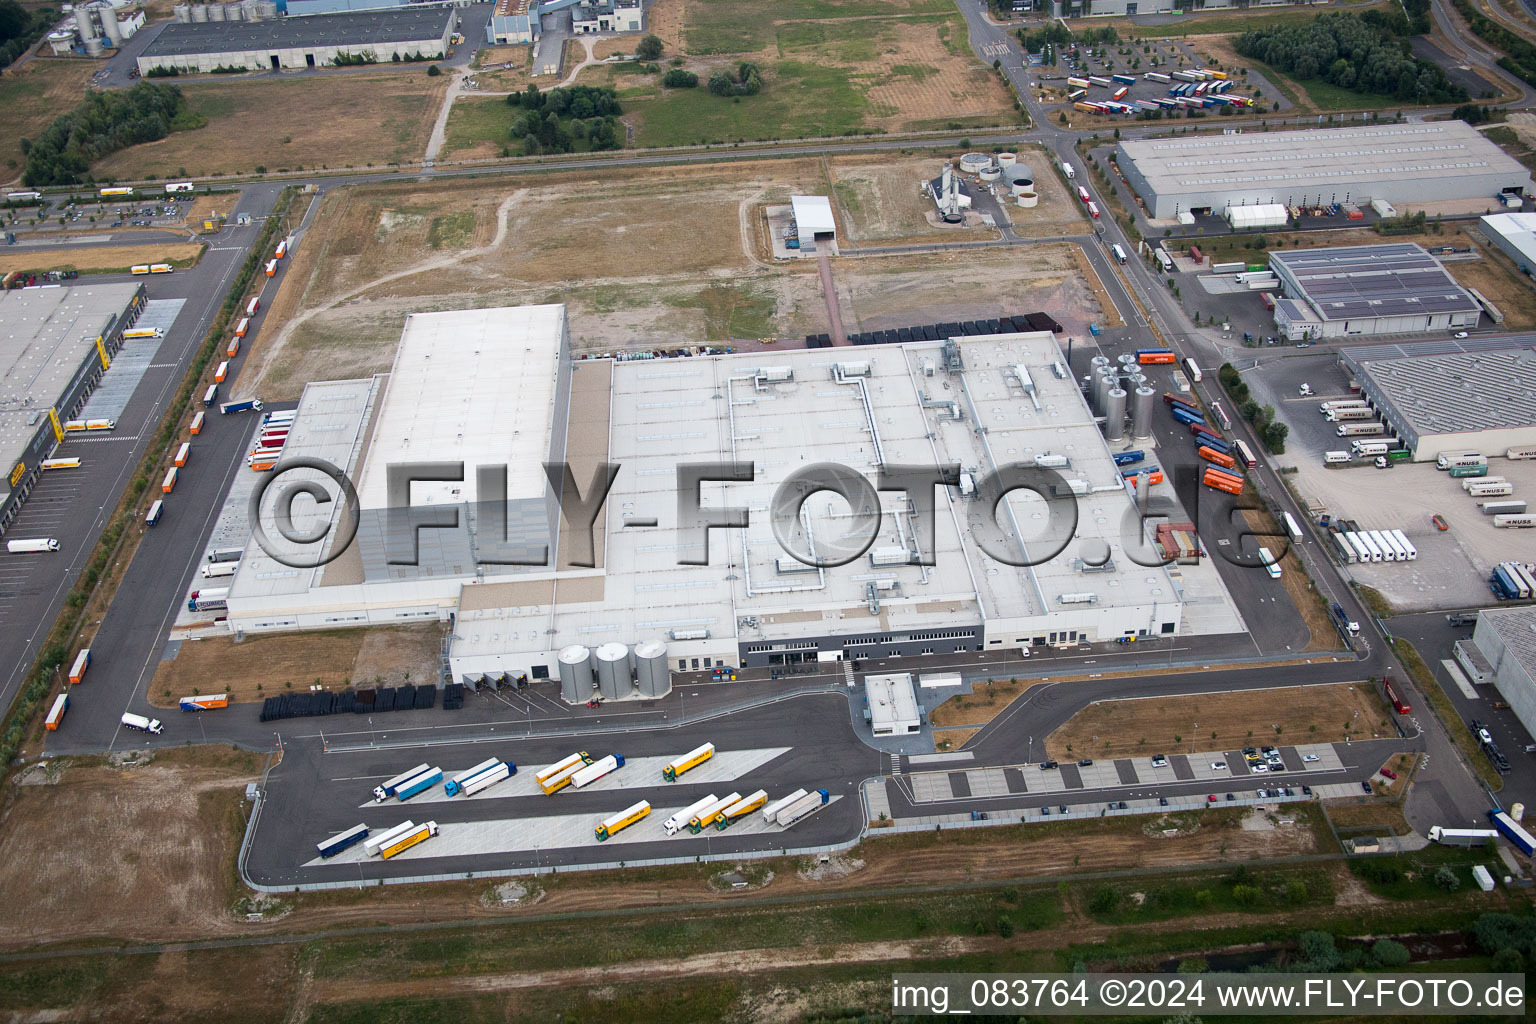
[1158,796,1168,806]
[1151,755,1168,768]
[1210,760,1227,770]
[1361,780,1373,793]
[1302,785,1312,796]
[1207,794,1218,802]
[1380,767,1397,780]
[1040,760,1059,770]
[1225,792,1235,801]
[1302,754,1320,762]
[1078,759,1094,767]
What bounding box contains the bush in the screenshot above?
[662,68,698,88]
[426,64,442,77]
[23,83,193,187]
[635,33,663,60]
[1235,13,1465,104]
[1086,886,1120,914]
[1371,939,1411,967]
[707,62,763,97]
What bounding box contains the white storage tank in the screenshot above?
[959,152,992,173]
[1015,191,1038,208]
[634,641,671,698]
[224,3,243,20]
[979,165,1001,182]
[1003,165,1035,197]
[82,34,104,54]
[997,152,1017,168]
[1105,387,1127,442]
[1131,386,1155,439]
[173,4,191,21]
[257,0,278,16]
[74,7,96,40]
[595,642,631,700]
[190,3,209,20]
[97,5,122,45]
[557,645,593,703]
[207,2,225,19]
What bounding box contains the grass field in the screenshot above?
[0,241,205,275]
[1047,682,1393,759]
[442,95,516,159]
[91,71,447,179]
[929,677,1048,728]
[682,0,955,54]
[0,59,96,186]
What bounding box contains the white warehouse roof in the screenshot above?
[1481,211,1536,270]
[790,195,837,235]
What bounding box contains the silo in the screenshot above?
[83,35,104,55]
[242,0,261,19]
[595,642,631,700]
[1131,386,1155,440]
[1116,352,1136,369]
[257,1,277,17]
[1090,370,1112,415]
[173,3,191,20]
[634,641,671,698]
[190,4,209,21]
[208,3,225,20]
[1105,387,1127,442]
[224,2,243,19]
[74,7,97,42]
[557,645,593,703]
[997,152,1017,168]
[1090,355,1110,374]
[97,6,122,46]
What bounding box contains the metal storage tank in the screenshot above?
[1131,386,1155,439]
[997,152,1017,168]
[595,642,631,700]
[1105,387,1127,442]
[1090,371,1112,415]
[1090,355,1110,373]
[241,0,261,18]
[959,152,991,173]
[190,4,209,20]
[97,6,122,45]
[224,3,243,20]
[634,641,671,698]
[74,7,96,40]
[257,0,278,16]
[1116,353,1136,369]
[557,645,593,703]
[207,3,225,19]
[173,3,191,20]
[83,34,104,54]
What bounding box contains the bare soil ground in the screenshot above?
[830,155,982,245]
[1046,682,1394,759]
[146,625,441,707]
[929,676,1050,728]
[999,148,1093,237]
[466,44,534,91]
[856,20,1017,132]
[92,72,448,179]
[1324,797,1413,836]
[0,747,260,949]
[0,241,205,275]
[0,59,95,186]
[933,726,981,751]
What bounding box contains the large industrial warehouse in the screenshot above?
[1269,243,1482,341]
[1472,607,1536,752]
[221,305,1250,699]
[1116,123,1533,221]
[137,5,454,73]
[1337,342,1536,462]
[0,283,144,536]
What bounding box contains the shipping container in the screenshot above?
[1136,348,1176,364]
[1199,445,1236,469]
[45,693,68,731]
[317,824,369,859]
[1172,407,1205,427]
[1333,532,1357,563]
[69,649,91,684]
[175,442,191,467]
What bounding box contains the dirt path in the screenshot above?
[817,250,848,345]
[250,191,525,389]
[558,37,600,87]
[423,70,470,163]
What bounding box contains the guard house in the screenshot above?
[790,195,838,253]
[865,673,921,736]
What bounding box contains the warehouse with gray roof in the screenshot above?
[1116,122,1533,220]
[1337,341,1536,462]
[1269,243,1482,341]
[137,5,453,73]
[1473,607,1536,755]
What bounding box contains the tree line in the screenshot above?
[1451,0,1536,90]
[22,83,198,187]
[0,0,57,71]
[1235,13,1466,104]
[505,84,622,154]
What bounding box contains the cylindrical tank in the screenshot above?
[224,2,243,19]
[595,642,631,700]
[190,4,208,21]
[207,3,225,19]
[1105,387,1127,442]
[1131,386,1155,440]
[241,0,260,18]
[257,0,277,16]
[997,152,1017,168]
[959,152,991,174]
[74,7,96,40]
[1514,801,1526,821]
[557,645,592,704]
[173,3,191,20]
[1117,352,1136,369]
[1090,355,1110,372]
[1015,191,1038,208]
[1090,371,1111,416]
[82,34,104,55]
[98,6,122,45]
[634,641,671,698]
[978,166,1001,182]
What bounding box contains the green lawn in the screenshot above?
[631,61,871,145]
[442,95,513,155]
[686,0,954,54]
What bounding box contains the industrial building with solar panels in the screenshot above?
[1268,243,1483,341]
[1116,122,1533,221]
[215,305,1251,703]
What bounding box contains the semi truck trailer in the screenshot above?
[363,821,416,857]
[317,824,369,859]
[689,792,743,833]
[662,742,714,781]
[1428,826,1498,847]
[762,789,809,823]
[178,694,228,711]
[7,539,59,553]
[45,693,68,731]
[595,800,652,841]
[458,762,515,797]
[776,788,831,826]
[69,649,91,684]
[445,758,502,795]
[715,790,769,830]
[537,752,593,794]
[570,754,624,789]
[373,763,431,802]
[666,795,719,836]
[393,768,444,802]
[380,821,438,859]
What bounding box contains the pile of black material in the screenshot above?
[259,683,443,722]
[442,683,465,710]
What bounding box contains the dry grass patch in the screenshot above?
[1446,251,1536,330]
[148,624,441,706]
[0,242,205,275]
[92,72,448,179]
[930,677,1048,728]
[933,727,980,751]
[0,59,95,185]
[1046,682,1394,759]
[1324,798,1412,836]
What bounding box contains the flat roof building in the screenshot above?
[1479,211,1536,277]
[138,5,453,73]
[1473,607,1536,752]
[1338,342,1536,462]
[790,195,837,252]
[0,283,144,536]
[488,0,537,43]
[1269,243,1481,341]
[865,673,921,736]
[1117,123,1533,220]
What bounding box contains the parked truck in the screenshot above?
[68,649,91,684]
[178,694,228,711]
[7,538,59,553]
[45,693,68,731]
[1330,602,1359,636]
[666,794,719,836]
[121,712,163,735]
[1383,676,1411,715]
[380,821,439,859]
[445,759,514,797]
[445,757,502,795]
[1326,408,1376,422]
[373,763,431,802]
[1335,423,1384,436]
[570,753,624,789]
[662,742,714,781]
[688,792,743,833]
[1427,826,1498,847]
[363,821,416,857]
[316,824,369,859]
[776,788,831,826]
[715,790,769,830]
[220,399,262,415]
[1489,809,1536,856]
[762,789,809,823]
[594,800,652,841]
[186,588,228,612]
[394,767,444,802]
[537,752,593,795]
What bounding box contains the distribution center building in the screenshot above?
[1268,243,1482,341]
[0,283,145,535]
[137,6,454,73]
[220,305,1259,692]
[1479,212,1536,277]
[1116,123,1533,221]
[1337,342,1536,462]
[1473,607,1536,751]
